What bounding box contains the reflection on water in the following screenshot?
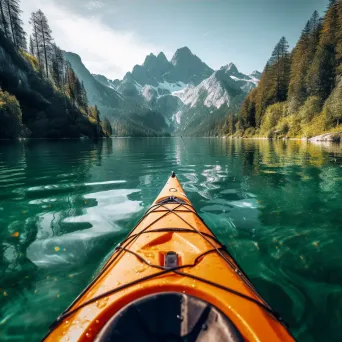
[0,138,342,342]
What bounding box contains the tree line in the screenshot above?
[0,0,113,137]
[220,0,342,138]
[0,0,26,50]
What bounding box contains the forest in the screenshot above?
[217,0,342,139]
[0,0,112,139]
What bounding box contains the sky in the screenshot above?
[21,0,328,80]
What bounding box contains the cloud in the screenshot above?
[86,1,104,10]
[21,0,163,79]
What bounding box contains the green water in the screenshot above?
[0,138,341,342]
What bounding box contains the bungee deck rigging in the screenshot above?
[44,172,295,342]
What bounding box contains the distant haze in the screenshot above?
[21,0,328,79]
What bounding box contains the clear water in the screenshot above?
[0,138,341,342]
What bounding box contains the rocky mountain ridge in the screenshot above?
[67,47,261,135]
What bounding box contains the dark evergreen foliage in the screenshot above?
[0,0,26,49]
[227,0,342,138]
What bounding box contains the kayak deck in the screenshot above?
[44,172,294,341]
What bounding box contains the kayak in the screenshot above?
[44,172,294,341]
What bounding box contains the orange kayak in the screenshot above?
[44,172,294,341]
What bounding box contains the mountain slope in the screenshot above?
[0,32,101,139]
[172,64,259,135]
[100,47,214,110]
[72,47,261,137]
[64,52,124,115]
[64,52,169,136]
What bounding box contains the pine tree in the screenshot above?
[0,0,26,49]
[255,63,275,127]
[241,88,257,128]
[307,1,338,101]
[268,36,291,102]
[80,82,88,110]
[288,21,311,112]
[29,34,34,55]
[95,105,101,126]
[307,10,322,57]
[50,43,64,89]
[0,0,9,39]
[103,117,112,136]
[74,77,82,108]
[29,12,42,71]
[30,10,53,77]
[65,62,77,104]
[305,11,324,96]
[335,0,342,76]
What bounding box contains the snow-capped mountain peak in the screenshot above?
[222,62,239,73]
[171,46,194,65]
[92,49,261,134]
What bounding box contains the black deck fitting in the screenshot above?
[171,171,176,178]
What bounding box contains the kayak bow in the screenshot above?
[44,172,294,342]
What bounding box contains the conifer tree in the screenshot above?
[288,21,311,112]
[255,63,274,127]
[65,62,78,104]
[95,105,101,126]
[241,88,257,128]
[0,0,26,49]
[307,10,322,56]
[30,10,53,77]
[307,2,338,100]
[227,114,236,135]
[335,0,342,76]
[29,34,34,55]
[80,82,88,110]
[268,36,291,102]
[0,0,9,39]
[103,117,112,136]
[50,43,64,89]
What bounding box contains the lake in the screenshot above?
[0,138,341,342]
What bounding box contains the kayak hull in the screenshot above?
[44,173,294,342]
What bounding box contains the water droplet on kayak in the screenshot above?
[202,323,208,331]
[65,337,69,341]
[177,315,183,321]
[191,284,196,288]
[97,297,109,309]
[135,266,146,274]
[96,320,100,324]
[116,281,121,286]
[86,332,92,338]
[65,321,69,324]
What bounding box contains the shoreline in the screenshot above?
[225,132,342,143]
[0,132,341,143]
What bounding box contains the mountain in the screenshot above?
[92,74,118,90]
[68,47,260,136]
[64,52,124,116]
[121,47,213,90]
[64,52,170,137]
[174,64,258,110]
[173,64,252,135]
